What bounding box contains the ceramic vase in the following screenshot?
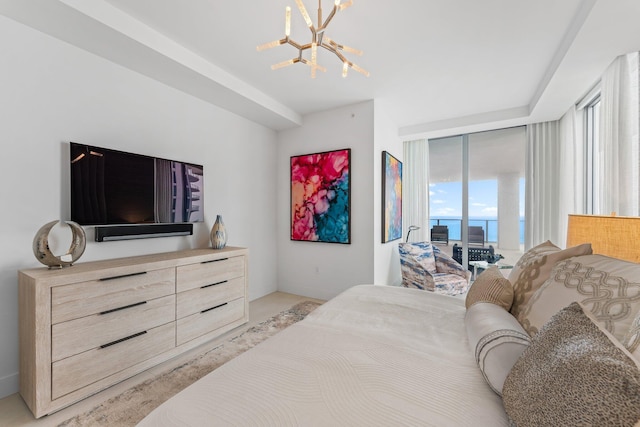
[210,215,228,249]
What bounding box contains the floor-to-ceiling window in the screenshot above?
[429,127,526,267]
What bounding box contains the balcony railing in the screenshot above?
[429,218,524,244]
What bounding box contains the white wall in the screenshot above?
[276,100,403,300]
[276,102,376,300]
[0,16,278,398]
[373,100,404,286]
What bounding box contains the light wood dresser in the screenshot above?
[18,246,248,418]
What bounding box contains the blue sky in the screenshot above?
[429,179,525,218]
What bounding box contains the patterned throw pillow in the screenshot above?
[503,302,640,427]
[508,241,592,321]
[519,255,640,360]
[465,266,513,311]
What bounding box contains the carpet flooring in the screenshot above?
[57,300,321,426]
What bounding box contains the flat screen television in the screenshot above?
[70,142,204,226]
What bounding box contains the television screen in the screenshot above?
[70,142,204,225]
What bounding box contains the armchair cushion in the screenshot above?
[399,243,471,295]
[399,241,437,274]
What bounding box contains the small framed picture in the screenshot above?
[382,151,402,243]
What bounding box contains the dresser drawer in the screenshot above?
[176,277,244,319]
[52,295,175,362]
[52,322,175,399]
[176,256,244,293]
[176,297,245,346]
[51,267,175,324]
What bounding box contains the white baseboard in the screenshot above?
[0,372,19,400]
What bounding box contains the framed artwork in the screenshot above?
[382,151,402,243]
[291,148,351,244]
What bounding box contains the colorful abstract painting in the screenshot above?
[291,149,351,244]
[382,151,402,243]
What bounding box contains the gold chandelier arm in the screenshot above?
[300,58,327,73]
[323,36,362,56]
[321,4,338,30]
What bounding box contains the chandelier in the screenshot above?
[257,0,369,78]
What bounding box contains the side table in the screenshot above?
[469,260,513,280]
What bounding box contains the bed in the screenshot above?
[137,285,509,426]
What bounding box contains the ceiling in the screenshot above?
[2,0,640,136]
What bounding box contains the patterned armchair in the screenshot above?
[399,242,472,295]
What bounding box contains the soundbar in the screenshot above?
[95,223,193,242]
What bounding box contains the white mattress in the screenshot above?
[138,285,509,426]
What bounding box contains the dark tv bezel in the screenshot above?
[69,142,204,227]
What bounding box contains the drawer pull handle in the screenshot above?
[99,271,147,281]
[100,301,147,315]
[201,258,228,264]
[201,280,227,289]
[100,331,147,349]
[201,302,227,314]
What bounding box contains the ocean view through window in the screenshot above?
[428,127,526,256]
[429,217,525,244]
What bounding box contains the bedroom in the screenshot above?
[1,0,640,424]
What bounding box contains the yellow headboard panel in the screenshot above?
[566,214,640,263]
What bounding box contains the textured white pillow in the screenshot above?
[508,241,592,321]
[520,254,640,360]
[464,302,530,395]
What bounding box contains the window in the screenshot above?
[584,94,601,214]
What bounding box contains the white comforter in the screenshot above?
[138,285,509,426]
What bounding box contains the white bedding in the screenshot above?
[138,285,509,426]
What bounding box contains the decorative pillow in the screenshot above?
[465,267,513,311]
[464,303,530,395]
[508,240,592,320]
[626,313,640,361]
[519,255,640,357]
[503,302,640,427]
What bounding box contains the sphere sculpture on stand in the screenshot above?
[33,220,86,268]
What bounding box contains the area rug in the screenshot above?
[57,300,322,427]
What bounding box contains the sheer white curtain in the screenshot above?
[597,52,640,216]
[558,105,585,246]
[525,121,561,249]
[403,139,429,242]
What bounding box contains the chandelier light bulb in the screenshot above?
[295,0,313,27]
[311,42,318,78]
[256,39,283,51]
[340,44,363,56]
[271,59,295,70]
[338,0,353,11]
[350,63,369,77]
[342,62,349,78]
[285,7,291,36]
